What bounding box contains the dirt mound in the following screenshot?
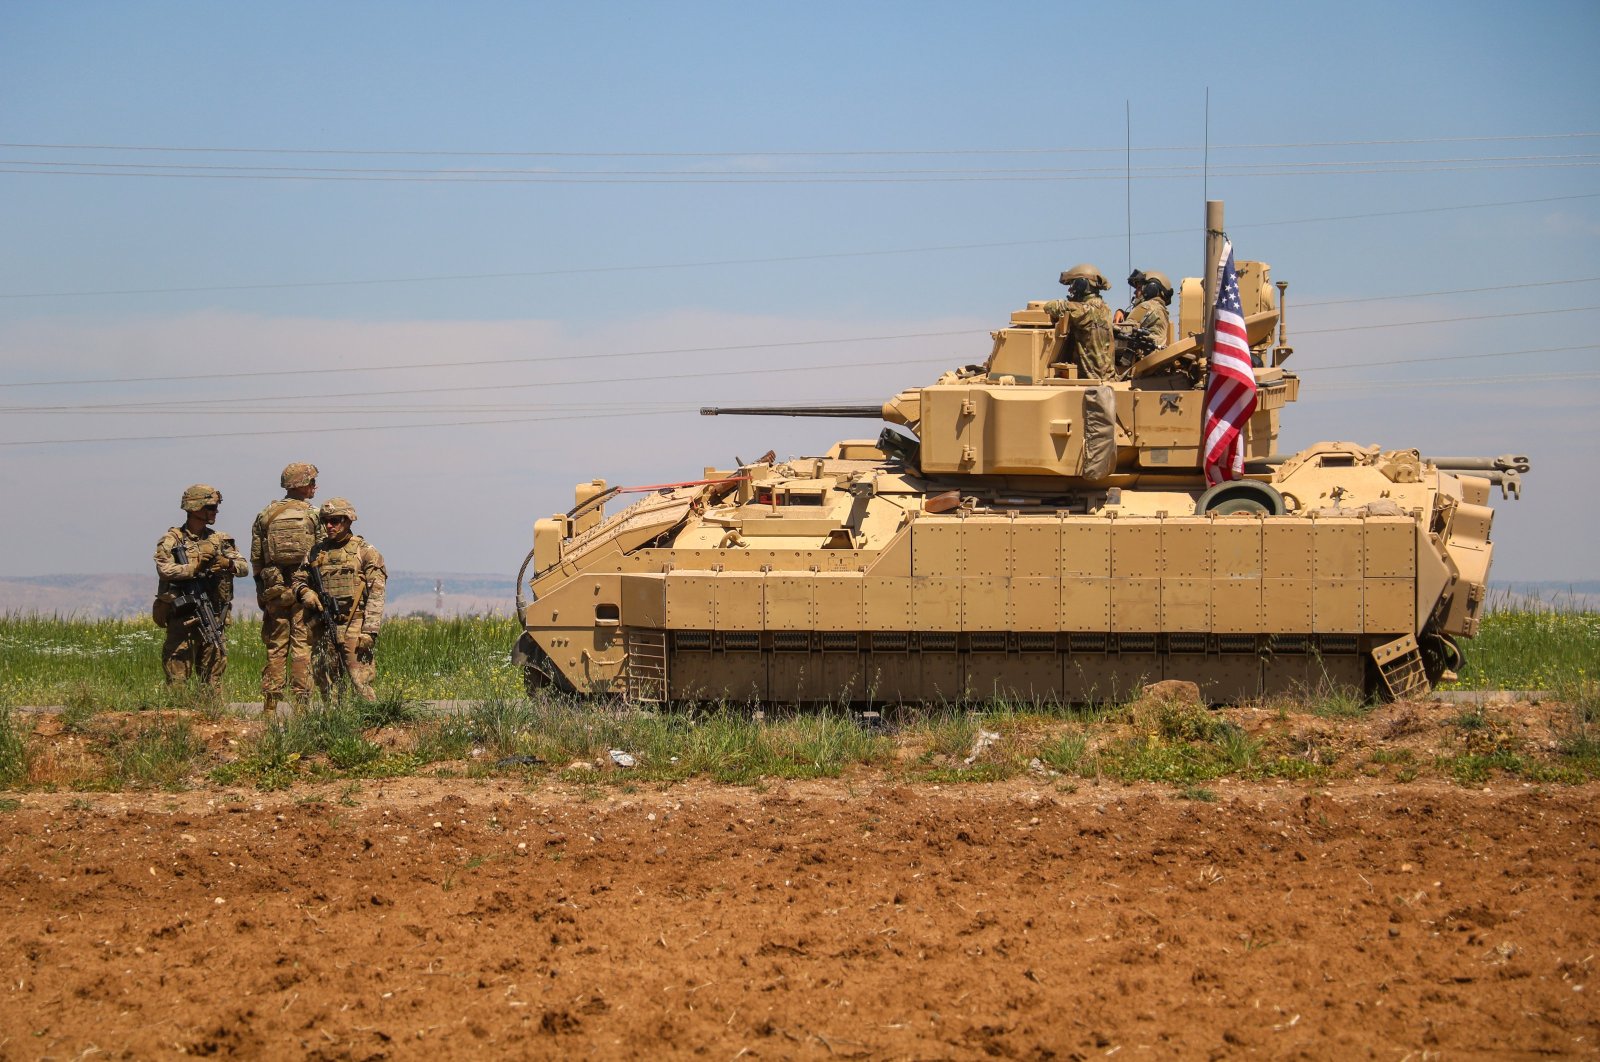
[2,771,1596,1059]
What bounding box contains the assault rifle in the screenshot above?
[169,543,226,654]
[305,554,351,687]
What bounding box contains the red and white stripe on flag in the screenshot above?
[1202,239,1258,486]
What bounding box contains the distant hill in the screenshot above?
[0,572,512,620]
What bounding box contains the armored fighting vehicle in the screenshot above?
[513,202,1527,705]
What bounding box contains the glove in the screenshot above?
[298,588,322,611]
[191,539,219,572]
[356,632,375,653]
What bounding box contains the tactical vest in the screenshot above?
[1128,298,1171,347]
[313,538,366,613]
[155,528,236,621]
[262,500,316,567]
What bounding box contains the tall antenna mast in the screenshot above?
[1125,100,1132,283]
[1203,87,1210,204]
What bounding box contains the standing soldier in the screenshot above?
[1046,263,1115,379]
[297,498,386,701]
[1118,269,1174,352]
[251,462,319,712]
[153,485,248,689]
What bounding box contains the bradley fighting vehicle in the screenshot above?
[513,202,1528,705]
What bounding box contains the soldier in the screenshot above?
[296,498,387,701]
[1045,263,1115,379]
[1116,268,1148,323]
[153,485,248,688]
[1117,269,1173,352]
[251,462,320,712]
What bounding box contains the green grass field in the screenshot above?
[2,610,1592,707]
[0,614,525,706]
[1,610,1594,793]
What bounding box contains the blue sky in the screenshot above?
[2,1,1597,582]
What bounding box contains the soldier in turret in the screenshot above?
[296,497,387,701]
[1045,263,1115,379]
[153,484,249,689]
[1116,269,1174,353]
[251,462,320,712]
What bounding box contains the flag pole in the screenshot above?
[1203,199,1224,354]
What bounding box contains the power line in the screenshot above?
[1296,277,1600,307]
[5,192,1597,303]
[1298,304,1599,334]
[0,330,976,390]
[0,355,951,413]
[1316,370,1600,393]
[1295,343,1599,372]
[3,299,1597,398]
[5,159,1596,185]
[7,341,1593,416]
[0,406,702,448]
[3,131,1595,158]
[3,150,1594,179]
[6,367,1594,448]
[6,334,1597,425]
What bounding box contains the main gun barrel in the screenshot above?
[701,405,883,419]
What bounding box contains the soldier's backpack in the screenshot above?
[262,501,316,566]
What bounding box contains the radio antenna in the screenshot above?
[1125,100,1132,282]
[1203,87,1211,204]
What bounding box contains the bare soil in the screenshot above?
[2,709,1598,1060]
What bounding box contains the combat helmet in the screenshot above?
[180,484,222,512]
[1140,270,1174,302]
[280,462,319,489]
[1059,263,1110,293]
[320,497,357,522]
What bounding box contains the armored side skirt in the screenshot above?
[628,628,1374,706]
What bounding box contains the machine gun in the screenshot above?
[168,543,225,655]
[305,557,351,687]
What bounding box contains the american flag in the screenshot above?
[1202,240,1258,486]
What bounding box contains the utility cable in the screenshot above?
[7,342,1596,416]
[5,158,1596,184]
[4,131,1594,158]
[0,355,951,413]
[1297,304,1599,334]
[0,331,975,389]
[5,192,1596,303]
[3,150,1594,178]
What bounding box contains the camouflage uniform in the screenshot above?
[251,463,320,708]
[296,498,387,701]
[153,524,247,686]
[1121,297,1171,350]
[1046,295,1115,379]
